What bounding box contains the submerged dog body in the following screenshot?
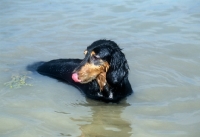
[29,40,133,102]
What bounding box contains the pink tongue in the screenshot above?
[72,73,81,82]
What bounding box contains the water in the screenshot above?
[1,0,200,137]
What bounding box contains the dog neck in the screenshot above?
[96,72,107,91]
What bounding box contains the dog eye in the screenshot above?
[90,55,100,62]
[94,55,100,59]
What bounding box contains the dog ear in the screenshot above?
[106,50,129,85]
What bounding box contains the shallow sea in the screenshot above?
[0,0,200,137]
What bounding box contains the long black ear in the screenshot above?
[106,49,129,86]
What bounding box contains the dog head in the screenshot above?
[72,40,129,90]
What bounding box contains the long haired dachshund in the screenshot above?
[27,40,133,102]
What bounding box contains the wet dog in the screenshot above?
[27,40,133,102]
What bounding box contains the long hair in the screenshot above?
[106,45,129,86]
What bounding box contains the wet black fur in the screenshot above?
[27,40,133,102]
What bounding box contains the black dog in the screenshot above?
[27,40,133,102]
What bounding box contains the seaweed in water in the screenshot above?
[4,74,32,89]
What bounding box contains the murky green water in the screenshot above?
[1,0,200,137]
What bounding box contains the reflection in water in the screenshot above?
[77,99,132,137]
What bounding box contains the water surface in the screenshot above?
[1,0,200,137]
